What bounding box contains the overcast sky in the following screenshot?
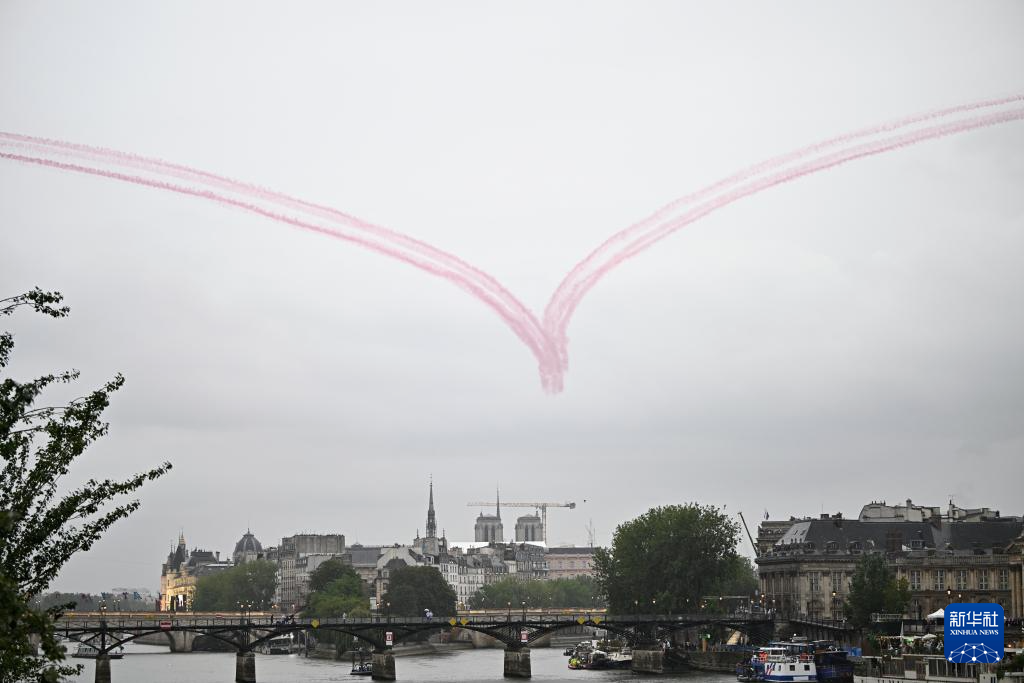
[2,1,1022,593]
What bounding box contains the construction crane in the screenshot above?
[466,500,576,544]
[737,511,759,557]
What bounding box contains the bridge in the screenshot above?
[56,609,775,681]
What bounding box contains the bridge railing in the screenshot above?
[57,611,775,630]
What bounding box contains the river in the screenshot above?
[66,643,739,683]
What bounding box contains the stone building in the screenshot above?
[474,490,504,542]
[515,514,543,543]
[757,519,798,557]
[159,532,230,611]
[232,529,264,565]
[756,501,1023,620]
[546,546,597,580]
[344,544,384,586]
[275,533,346,609]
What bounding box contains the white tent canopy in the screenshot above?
[926,608,945,620]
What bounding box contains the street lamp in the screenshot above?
[507,601,511,622]
[652,598,657,616]
[521,601,526,621]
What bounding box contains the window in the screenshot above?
[956,570,968,591]
[809,572,821,592]
[998,569,1009,590]
[805,665,811,671]
[910,570,921,591]
[934,570,945,591]
[978,571,989,591]
[831,572,842,591]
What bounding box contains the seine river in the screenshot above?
[67,643,738,683]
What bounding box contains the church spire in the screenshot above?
[496,486,501,520]
[425,476,437,539]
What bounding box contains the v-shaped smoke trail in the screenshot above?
[2,95,1022,392]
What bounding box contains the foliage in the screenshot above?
[996,652,1024,679]
[0,513,78,683]
[843,554,911,630]
[1,288,172,682]
[193,561,278,611]
[36,591,155,613]
[593,503,748,613]
[467,576,604,610]
[382,566,456,618]
[303,560,369,654]
[304,560,368,619]
[309,559,362,595]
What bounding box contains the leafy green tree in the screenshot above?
[382,566,456,618]
[468,576,604,610]
[1,289,172,682]
[309,559,362,595]
[304,560,368,619]
[593,503,745,613]
[193,560,278,611]
[844,554,911,630]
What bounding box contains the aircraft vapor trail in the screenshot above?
[2,95,1021,392]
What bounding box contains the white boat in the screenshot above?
[753,645,818,682]
[265,634,302,655]
[71,643,124,659]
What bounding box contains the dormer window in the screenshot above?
[825,541,839,553]
[849,541,862,554]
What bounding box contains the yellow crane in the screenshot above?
[465,500,576,544]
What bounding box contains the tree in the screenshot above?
[382,566,456,618]
[1,288,172,682]
[304,560,368,619]
[844,554,910,630]
[192,560,278,612]
[468,576,604,610]
[593,503,746,613]
[309,558,362,595]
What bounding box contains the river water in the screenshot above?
[67,643,739,683]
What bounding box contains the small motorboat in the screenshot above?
[72,643,124,659]
[350,651,373,676]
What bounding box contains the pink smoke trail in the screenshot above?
[544,103,1024,371]
[2,95,1021,393]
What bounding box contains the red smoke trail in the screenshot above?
[2,95,1022,393]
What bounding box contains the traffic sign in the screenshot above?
[159,620,172,630]
[385,631,394,646]
[520,630,529,643]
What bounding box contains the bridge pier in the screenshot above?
[503,647,531,678]
[94,654,111,683]
[167,630,197,653]
[235,651,256,682]
[371,651,396,680]
[632,648,664,674]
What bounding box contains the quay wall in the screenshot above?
[687,650,749,672]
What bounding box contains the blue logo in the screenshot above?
[944,603,1003,663]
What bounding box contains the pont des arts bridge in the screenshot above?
[56,608,776,682]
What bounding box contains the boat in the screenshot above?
[752,645,818,682]
[749,640,854,683]
[265,634,302,655]
[71,643,124,659]
[351,651,373,676]
[738,661,759,682]
[855,654,998,683]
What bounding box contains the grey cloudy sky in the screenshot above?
[1,1,1022,593]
